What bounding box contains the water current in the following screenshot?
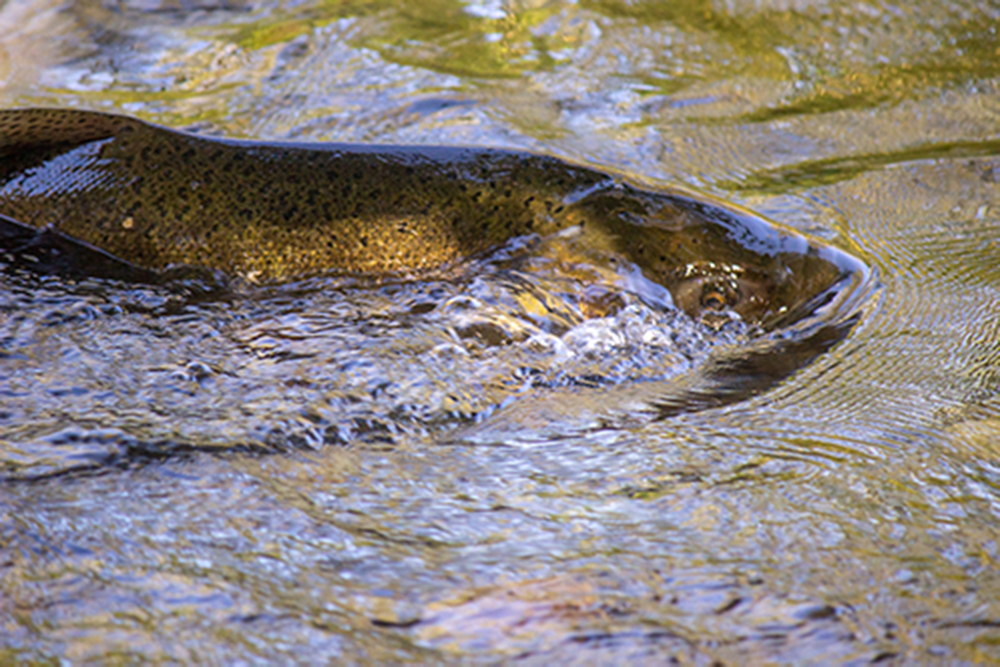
[1,0,999,662]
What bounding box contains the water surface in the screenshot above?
[1,0,999,662]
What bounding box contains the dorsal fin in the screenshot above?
[0,108,137,155]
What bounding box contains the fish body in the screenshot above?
[0,108,854,325]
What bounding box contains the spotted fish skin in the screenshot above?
[0,108,847,324]
[0,109,607,278]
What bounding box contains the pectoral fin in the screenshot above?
[0,212,159,283]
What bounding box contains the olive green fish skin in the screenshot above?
[0,109,604,278]
[0,108,848,324]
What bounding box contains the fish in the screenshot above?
[0,108,858,327]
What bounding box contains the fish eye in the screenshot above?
[668,264,775,325]
[701,290,728,311]
[701,279,740,311]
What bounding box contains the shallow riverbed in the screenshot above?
[1,0,999,662]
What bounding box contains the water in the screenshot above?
[1,0,999,662]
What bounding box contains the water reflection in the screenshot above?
[1,0,999,663]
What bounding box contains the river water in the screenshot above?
[1,0,998,662]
